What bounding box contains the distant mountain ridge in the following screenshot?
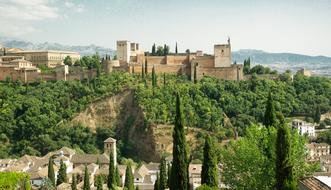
[1,37,330,76]
[232,49,331,77]
[0,37,115,57]
[232,49,331,64]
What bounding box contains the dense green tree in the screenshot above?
[107,151,115,189]
[314,105,321,123]
[63,56,72,66]
[163,44,169,56]
[71,174,77,190]
[276,124,297,190]
[154,173,160,190]
[264,92,277,127]
[96,175,103,190]
[156,46,164,56]
[56,159,67,185]
[243,58,251,74]
[48,157,55,186]
[115,167,121,186]
[83,165,90,190]
[170,93,189,190]
[201,135,218,188]
[159,156,167,190]
[124,164,134,190]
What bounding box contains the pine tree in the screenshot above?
[159,156,167,190]
[83,165,90,190]
[314,105,321,123]
[115,167,121,186]
[263,92,277,127]
[124,164,134,190]
[276,124,297,190]
[170,93,189,190]
[201,135,218,188]
[57,159,68,185]
[71,174,77,190]
[96,175,103,190]
[108,150,115,189]
[175,42,178,54]
[154,173,160,190]
[48,157,55,186]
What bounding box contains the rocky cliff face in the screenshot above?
[71,89,203,162]
[71,89,159,161]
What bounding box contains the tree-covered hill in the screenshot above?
[0,71,330,160]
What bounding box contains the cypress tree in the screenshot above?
[201,135,218,188]
[263,92,277,127]
[135,186,139,190]
[170,93,189,190]
[194,64,197,84]
[57,159,68,185]
[152,43,156,56]
[152,65,157,88]
[175,42,178,54]
[124,164,134,190]
[145,60,148,76]
[96,157,100,168]
[96,175,103,190]
[167,163,171,188]
[154,173,160,190]
[83,165,90,190]
[276,124,297,190]
[115,167,121,186]
[141,64,145,79]
[108,151,115,189]
[314,105,321,123]
[159,156,167,190]
[48,157,55,186]
[71,174,77,190]
[163,73,166,86]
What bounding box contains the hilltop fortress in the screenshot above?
[0,39,243,82]
[105,38,243,81]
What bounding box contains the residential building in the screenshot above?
[7,50,80,68]
[292,119,316,137]
[306,143,330,162]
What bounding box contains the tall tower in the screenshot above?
[116,41,130,65]
[104,137,117,166]
[214,38,231,67]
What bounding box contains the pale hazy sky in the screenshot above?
[0,0,330,56]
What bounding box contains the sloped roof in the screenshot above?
[71,154,109,164]
[134,164,149,179]
[57,182,71,190]
[104,137,116,143]
[299,176,331,190]
[145,163,159,171]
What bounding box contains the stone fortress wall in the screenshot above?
[113,38,243,81]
